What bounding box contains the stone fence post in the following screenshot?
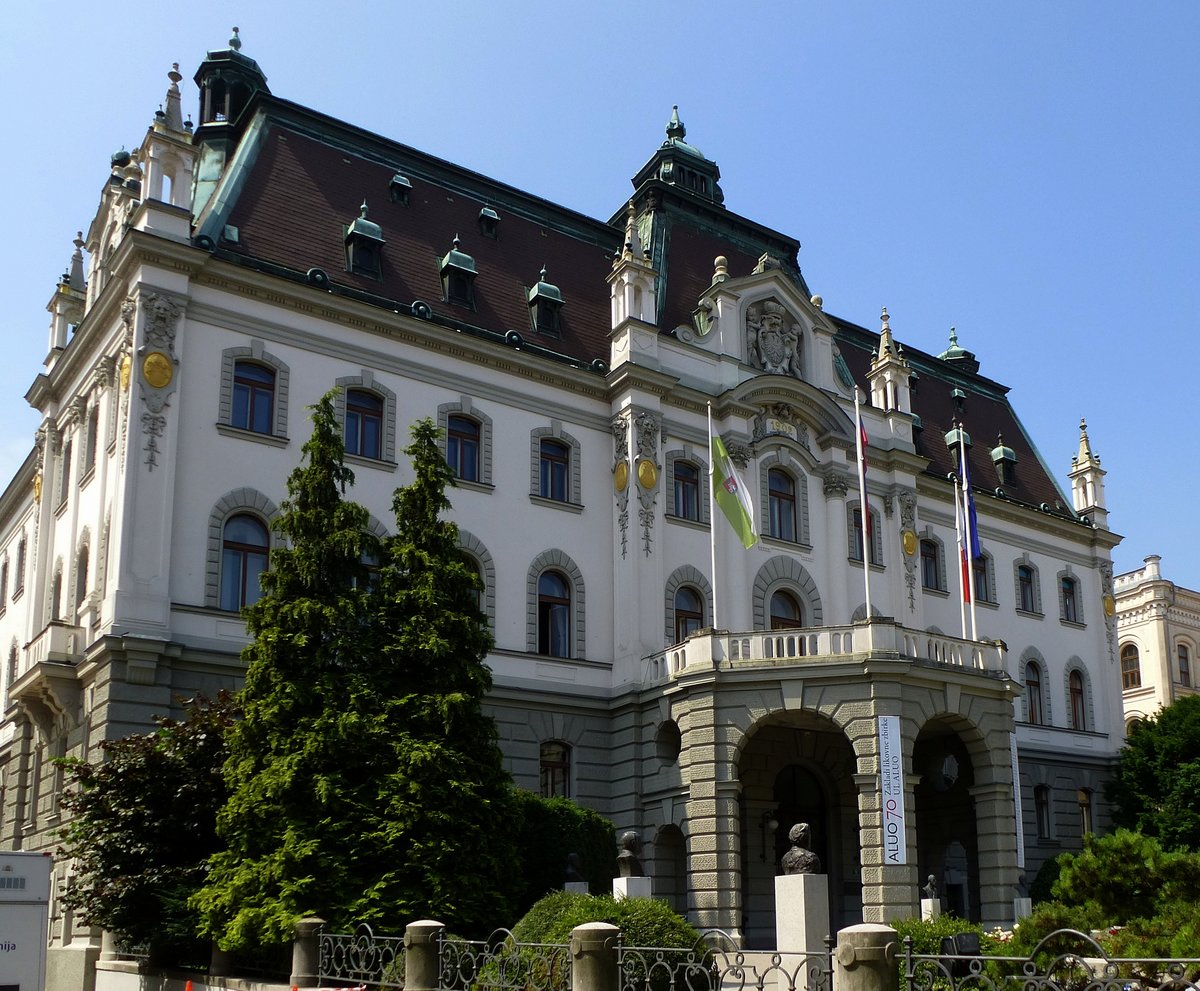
[404,920,446,991]
[571,922,619,991]
[290,916,325,988]
[835,924,899,991]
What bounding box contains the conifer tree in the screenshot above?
[195,406,515,949]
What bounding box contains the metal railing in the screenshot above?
[319,924,405,988]
[619,931,833,991]
[902,928,1200,991]
[439,929,571,991]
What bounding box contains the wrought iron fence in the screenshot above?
[902,928,1200,991]
[619,930,833,991]
[319,923,406,988]
[439,928,571,991]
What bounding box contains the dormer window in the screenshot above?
[527,266,563,337]
[389,172,412,205]
[440,236,477,308]
[992,435,1017,486]
[344,201,385,279]
[478,205,500,239]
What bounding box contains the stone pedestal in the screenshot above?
[564,881,589,894]
[613,876,653,900]
[921,897,941,921]
[775,873,830,954]
[1013,896,1032,923]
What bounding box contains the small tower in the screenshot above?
[45,234,87,366]
[193,28,269,217]
[938,327,981,375]
[606,202,660,369]
[137,64,199,238]
[867,307,911,413]
[629,106,724,206]
[1069,418,1108,528]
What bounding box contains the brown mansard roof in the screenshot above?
[202,93,1073,516]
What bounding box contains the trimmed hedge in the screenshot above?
[512,891,700,948]
[509,792,616,916]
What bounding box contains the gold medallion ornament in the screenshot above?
[636,458,658,489]
[613,460,629,493]
[1103,593,1116,618]
[902,529,918,557]
[142,352,173,389]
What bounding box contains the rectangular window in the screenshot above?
[57,440,73,506]
[973,557,991,602]
[539,440,569,502]
[1018,565,1036,612]
[1180,645,1192,688]
[346,390,383,460]
[920,540,940,590]
[1061,577,1078,623]
[447,415,481,482]
[673,463,700,521]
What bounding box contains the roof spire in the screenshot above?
[666,105,686,142]
[879,306,895,355]
[1076,418,1094,462]
[623,201,642,258]
[68,232,86,292]
[164,63,185,131]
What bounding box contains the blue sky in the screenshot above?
[2,2,1195,587]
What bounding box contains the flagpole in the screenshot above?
[707,402,720,631]
[854,388,873,642]
[961,438,979,641]
[954,472,968,640]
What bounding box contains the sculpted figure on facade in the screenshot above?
[612,414,631,559]
[746,299,802,378]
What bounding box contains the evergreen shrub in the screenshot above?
[509,793,616,913]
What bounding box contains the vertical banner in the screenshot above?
[878,715,907,865]
[1011,732,1025,870]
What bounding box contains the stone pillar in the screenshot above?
[403,920,445,991]
[289,916,325,988]
[969,779,1019,926]
[570,922,619,991]
[835,924,900,991]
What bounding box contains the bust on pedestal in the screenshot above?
[921,875,942,921]
[613,831,653,900]
[775,823,829,955]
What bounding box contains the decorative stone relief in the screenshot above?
[1099,562,1116,662]
[612,414,630,559]
[898,490,918,613]
[821,470,850,498]
[134,292,183,472]
[745,298,802,378]
[751,403,811,452]
[726,441,753,470]
[634,411,660,557]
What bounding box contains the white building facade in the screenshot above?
[0,35,1124,986]
[1115,555,1200,727]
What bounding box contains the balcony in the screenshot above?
[9,622,84,731]
[646,620,1006,684]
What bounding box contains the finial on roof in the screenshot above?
[810,294,823,310]
[540,265,548,281]
[1077,417,1095,461]
[666,105,686,142]
[229,26,242,52]
[948,326,958,347]
[360,200,369,218]
[453,234,460,249]
[69,231,86,291]
[164,63,185,130]
[713,255,728,285]
[881,306,890,331]
[623,201,642,258]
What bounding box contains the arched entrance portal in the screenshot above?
[914,719,981,921]
[737,713,860,948]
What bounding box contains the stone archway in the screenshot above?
[913,717,983,921]
[736,711,860,948]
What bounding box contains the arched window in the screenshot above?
[539,439,570,502]
[537,571,571,657]
[770,590,803,630]
[1069,670,1086,730]
[1179,644,1192,688]
[84,403,101,473]
[1025,661,1044,725]
[540,741,571,797]
[232,361,275,434]
[673,461,701,521]
[446,414,481,482]
[673,586,704,643]
[767,469,797,542]
[1121,644,1141,690]
[220,514,269,612]
[345,389,384,460]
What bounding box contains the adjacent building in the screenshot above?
[0,33,1124,986]
[1115,555,1200,728]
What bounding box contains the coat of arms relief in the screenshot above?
[745,298,803,378]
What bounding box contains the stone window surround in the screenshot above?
[529,422,582,507]
[334,371,397,466]
[918,528,949,594]
[438,398,494,488]
[663,565,714,646]
[664,448,710,525]
[218,340,291,442]
[1020,647,1052,725]
[752,556,824,630]
[205,488,280,610]
[845,502,884,567]
[1014,554,1043,616]
[1063,659,1094,731]
[1056,565,1085,626]
[526,549,586,658]
[760,453,811,547]
[458,529,497,629]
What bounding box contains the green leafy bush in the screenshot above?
[511,891,699,948]
[1027,855,1061,905]
[508,792,616,914]
[889,914,995,956]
